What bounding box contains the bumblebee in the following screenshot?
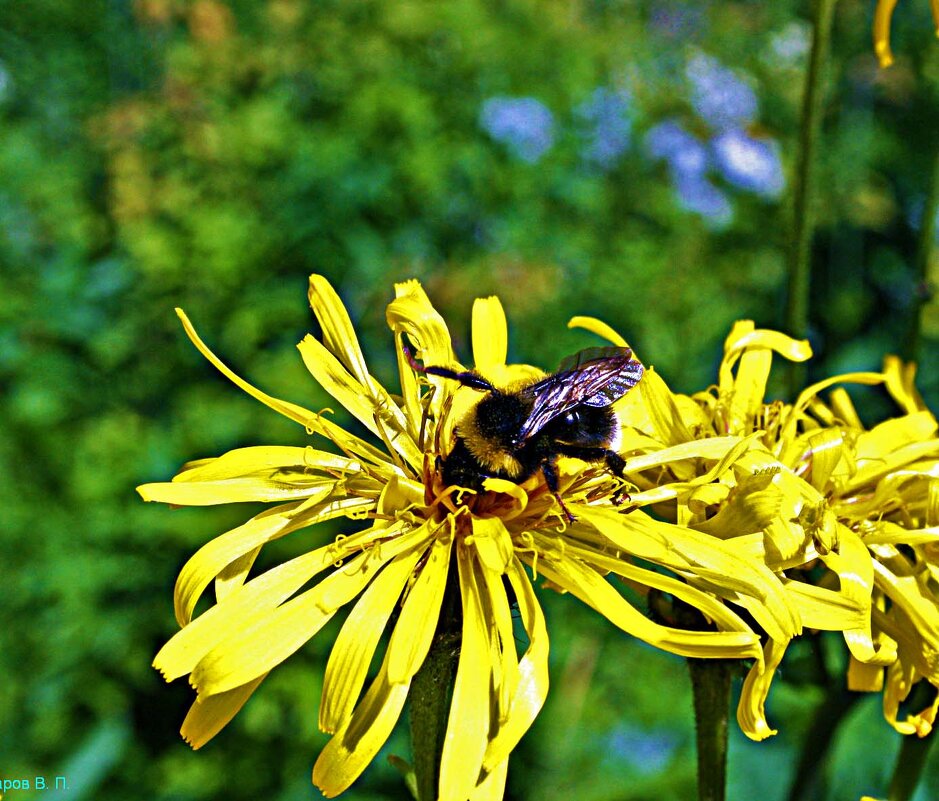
[405,345,644,520]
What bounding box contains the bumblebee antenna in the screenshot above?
[403,343,496,393]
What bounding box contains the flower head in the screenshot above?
[140,278,800,795]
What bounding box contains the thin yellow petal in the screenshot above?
[137,475,336,506]
[874,0,899,67]
[307,274,371,384]
[635,367,695,446]
[482,557,549,772]
[533,547,763,660]
[472,296,508,370]
[180,675,266,749]
[171,493,373,626]
[470,758,508,801]
[567,315,629,347]
[312,662,410,797]
[191,529,430,696]
[175,308,387,462]
[847,656,885,692]
[155,525,397,680]
[439,547,490,801]
[387,533,453,684]
[297,334,421,469]
[737,638,787,740]
[469,516,515,574]
[175,308,318,428]
[319,545,428,733]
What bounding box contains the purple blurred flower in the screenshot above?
[674,171,733,226]
[686,53,758,131]
[576,87,633,167]
[479,96,555,163]
[606,724,677,774]
[711,129,785,198]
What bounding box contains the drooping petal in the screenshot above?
[170,493,375,626]
[154,524,401,680]
[737,637,787,740]
[874,0,900,67]
[532,543,764,661]
[472,296,508,370]
[180,674,267,749]
[386,534,453,684]
[438,546,491,801]
[187,527,429,695]
[482,557,549,773]
[319,544,429,733]
[312,662,411,797]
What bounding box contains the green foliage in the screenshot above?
[2,0,938,799]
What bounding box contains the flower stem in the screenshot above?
[888,728,935,801]
[787,0,838,395]
[409,563,462,801]
[905,143,939,361]
[687,658,734,801]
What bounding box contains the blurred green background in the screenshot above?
[2,0,939,799]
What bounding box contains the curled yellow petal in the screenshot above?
[874,0,900,67]
[567,315,629,347]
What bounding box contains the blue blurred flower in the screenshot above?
[649,3,703,39]
[711,129,785,198]
[605,723,677,775]
[686,53,758,131]
[645,119,731,225]
[674,171,733,226]
[576,87,632,167]
[479,96,555,163]
[644,120,708,176]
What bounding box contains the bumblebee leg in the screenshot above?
[554,445,630,504]
[540,458,576,523]
[603,451,631,505]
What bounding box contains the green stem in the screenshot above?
[409,563,462,801]
[687,658,734,801]
[905,144,939,362]
[787,0,838,395]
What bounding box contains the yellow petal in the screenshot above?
[297,333,422,470]
[155,524,395,680]
[307,274,372,385]
[635,368,695,446]
[566,315,629,347]
[469,516,515,574]
[532,544,763,660]
[737,637,786,740]
[439,546,491,801]
[386,533,453,684]
[883,356,925,413]
[477,560,520,725]
[386,279,457,423]
[470,758,508,801]
[180,675,266,749]
[170,493,373,626]
[319,545,428,733]
[175,308,387,462]
[472,296,508,370]
[482,557,549,773]
[847,656,884,692]
[312,661,411,797]
[874,0,899,67]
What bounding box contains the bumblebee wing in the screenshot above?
[516,347,644,440]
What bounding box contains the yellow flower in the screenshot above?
[595,317,939,740]
[874,0,939,67]
[139,276,787,796]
